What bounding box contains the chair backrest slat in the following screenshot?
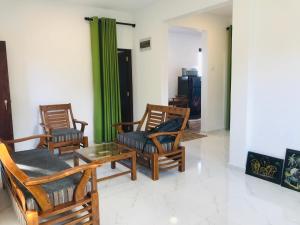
[40,104,74,130]
[145,110,165,131]
[141,104,190,131]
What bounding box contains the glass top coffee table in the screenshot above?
[74,143,137,182]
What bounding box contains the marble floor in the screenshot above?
[1,130,300,225]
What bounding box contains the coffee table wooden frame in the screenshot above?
[73,144,137,182]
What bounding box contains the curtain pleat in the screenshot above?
[90,17,103,143]
[90,17,121,143]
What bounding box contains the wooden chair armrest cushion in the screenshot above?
[74,119,88,126]
[24,163,100,186]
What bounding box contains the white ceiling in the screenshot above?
[169,27,202,36]
[64,0,158,11]
[208,3,233,17]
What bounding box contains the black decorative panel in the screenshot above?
[281,149,300,192]
[140,38,151,50]
[246,151,283,184]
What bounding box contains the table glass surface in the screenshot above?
[75,143,131,161]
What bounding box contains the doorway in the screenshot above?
[167,27,202,132]
[118,49,133,132]
[167,3,233,132]
[0,41,14,141]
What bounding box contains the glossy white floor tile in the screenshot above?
[1,130,300,225]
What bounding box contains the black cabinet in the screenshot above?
[178,76,201,119]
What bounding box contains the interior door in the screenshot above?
[118,49,133,132]
[0,41,14,142]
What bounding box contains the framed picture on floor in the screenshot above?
[281,149,300,192]
[245,151,283,184]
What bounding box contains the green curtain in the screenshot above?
[90,17,103,143]
[225,26,232,130]
[90,17,121,143]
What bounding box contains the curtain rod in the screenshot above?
[84,17,136,28]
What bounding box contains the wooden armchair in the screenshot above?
[39,104,88,154]
[114,104,190,180]
[0,135,100,225]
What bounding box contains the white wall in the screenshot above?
[168,14,231,132]
[230,0,300,168]
[0,0,134,150]
[132,0,230,121]
[228,0,251,168]
[168,29,202,98]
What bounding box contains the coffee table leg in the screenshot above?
[74,155,79,167]
[111,161,116,169]
[131,153,137,180]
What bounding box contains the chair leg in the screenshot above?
[48,142,55,155]
[151,153,159,181]
[26,211,39,225]
[111,161,116,169]
[91,192,100,225]
[1,172,6,190]
[131,153,137,181]
[82,136,88,148]
[1,182,5,190]
[179,148,185,172]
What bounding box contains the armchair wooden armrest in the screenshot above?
[113,121,142,133]
[147,131,183,154]
[74,119,88,126]
[24,163,99,186]
[5,135,52,144]
[74,119,88,132]
[0,142,100,219]
[147,131,181,139]
[40,123,52,133]
[113,121,142,126]
[4,135,52,150]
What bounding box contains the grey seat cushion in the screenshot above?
[51,128,83,143]
[117,131,174,154]
[11,149,90,211]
